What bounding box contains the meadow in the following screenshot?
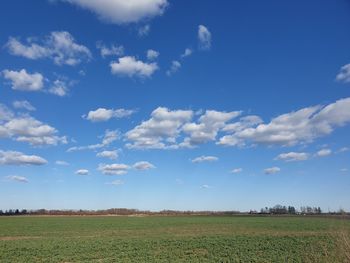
[0,215,349,262]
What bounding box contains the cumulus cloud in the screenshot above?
[97,150,118,160]
[2,69,44,91]
[336,64,350,83]
[67,129,119,152]
[13,100,36,111]
[133,161,155,170]
[146,49,159,60]
[96,42,124,58]
[166,60,181,76]
[48,79,71,97]
[0,150,47,165]
[125,107,193,149]
[218,97,350,147]
[182,110,241,147]
[83,108,135,122]
[98,163,130,175]
[191,155,218,163]
[6,31,91,66]
[231,168,242,174]
[198,25,211,50]
[0,105,67,146]
[75,169,89,175]
[6,175,29,183]
[275,152,309,162]
[55,160,69,165]
[316,149,332,157]
[264,167,281,175]
[138,24,151,37]
[110,56,158,78]
[62,0,168,24]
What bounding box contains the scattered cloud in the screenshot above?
[200,184,211,189]
[62,0,168,24]
[336,64,350,83]
[96,42,124,58]
[6,175,29,183]
[55,160,69,166]
[138,24,150,37]
[110,56,158,78]
[97,150,118,160]
[6,31,91,66]
[146,49,159,60]
[340,168,348,173]
[98,163,130,175]
[198,25,211,50]
[2,69,44,91]
[75,169,89,175]
[106,179,124,186]
[181,48,193,58]
[12,100,36,111]
[275,152,309,162]
[125,107,193,149]
[337,147,349,153]
[48,79,70,97]
[133,161,155,170]
[231,168,242,174]
[166,60,181,76]
[83,108,135,122]
[67,129,119,152]
[0,150,47,165]
[316,149,332,157]
[191,155,218,163]
[264,167,281,174]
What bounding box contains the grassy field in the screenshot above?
[0,215,349,262]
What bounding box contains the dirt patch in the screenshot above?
[0,236,41,241]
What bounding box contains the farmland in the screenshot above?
[0,215,349,262]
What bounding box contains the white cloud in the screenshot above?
[48,79,70,97]
[97,150,118,160]
[338,147,349,153]
[133,161,155,170]
[182,110,241,147]
[146,49,159,60]
[218,97,350,147]
[0,150,47,165]
[110,56,158,78]
[106,179,124,186]
[336,64,350,83]
[55,160,69,166]
[84,108,135,122]
[191,155,218,163]
[67,129,119,152]
[63,0,168,24]
[231,168,242,174]
[340,168,348,173]
[98,163,130,175]
[275,152,309,162]
[200,184,211,189]
[12,100,36,111]
[166,60,181,76]
[96,42,124,58]
[138,24,151,37]
[6,175,29,183]
[316,149,332,157]
[2,69,44,91]
[6,31,91,66]
[181,48,193,58]
[125,107,193,149]
[0,105,67,146]
[75,169,89,175]
[198,25,211,50]
[264,167,281,175]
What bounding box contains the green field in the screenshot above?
[0,216,349,262]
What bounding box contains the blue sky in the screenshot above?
[0,0,350,212]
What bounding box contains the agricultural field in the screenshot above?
[0,215,349,262]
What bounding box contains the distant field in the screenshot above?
[0,216,349,262]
